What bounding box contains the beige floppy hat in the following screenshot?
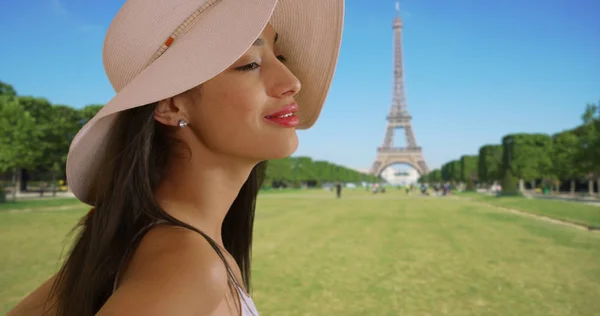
[66,0,344,205]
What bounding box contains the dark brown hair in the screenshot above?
[45,102,266,315]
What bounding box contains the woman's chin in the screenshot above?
[259,136,299,160]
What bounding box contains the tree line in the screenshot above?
[419,102,600,196]
[0,81,105,190]
[264,156,380,188]
[0,81,378,193]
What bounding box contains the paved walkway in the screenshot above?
[4,204,84,214]
[525,193,600,207]
[455,195,600,233]
[477,189,600,207]
[3,191,75,201]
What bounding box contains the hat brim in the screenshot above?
[66,0,344,205]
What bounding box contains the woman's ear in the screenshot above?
[154,98,184,127]
[154,86,199,126]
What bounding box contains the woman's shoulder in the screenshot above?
[98,224,229,315]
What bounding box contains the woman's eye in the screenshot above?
[237,62,260,71]
[236,55,286,71]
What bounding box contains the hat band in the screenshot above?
[146,0,222,67]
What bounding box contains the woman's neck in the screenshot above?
[154,152,256,246]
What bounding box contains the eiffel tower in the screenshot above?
[371,1,429,177]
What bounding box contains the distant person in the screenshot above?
[335,182,342,198]
[8,1,345,315]
[443,182,451,196]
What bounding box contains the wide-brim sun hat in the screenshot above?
[66,0,344,206]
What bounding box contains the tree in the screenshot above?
[44,105,81,195]
[13,97,86,195]
[264,157,293,183]
[576,102,600,196]
[478,144,502,185]
[0,96,44,199]
[460,155,478,190]
[502,133,553,190]
[294,156,315,182]
[0,81,17,97]
[441,163,449,181]
[427,169,442,183]
[418,169,442,184]
[313,160,329,183]
[262,156,374,188]
[79,104,104,124]
[552,129,582,193]
[448,160,462,183]
[431,102,596,196]
[16,96,54,167]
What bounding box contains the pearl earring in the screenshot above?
[178,119,188,128]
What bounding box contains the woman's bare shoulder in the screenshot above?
[97,224,229,316]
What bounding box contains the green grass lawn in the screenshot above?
[2,189,600,315]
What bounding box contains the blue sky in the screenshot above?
[1,0,599,172]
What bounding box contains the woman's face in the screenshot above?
[157,23,302,163]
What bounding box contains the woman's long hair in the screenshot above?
[45,102,266,315]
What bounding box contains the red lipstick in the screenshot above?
[264,103,300,128]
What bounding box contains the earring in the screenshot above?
[178,119,188,128]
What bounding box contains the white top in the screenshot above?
[237,285,260,316]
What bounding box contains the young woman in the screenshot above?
[8,0,344,315]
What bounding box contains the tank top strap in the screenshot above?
[112,219,168,293]
[110,219,258,315]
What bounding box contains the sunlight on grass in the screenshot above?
[1,189,599,315]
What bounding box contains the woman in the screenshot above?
[8,0,344,315]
